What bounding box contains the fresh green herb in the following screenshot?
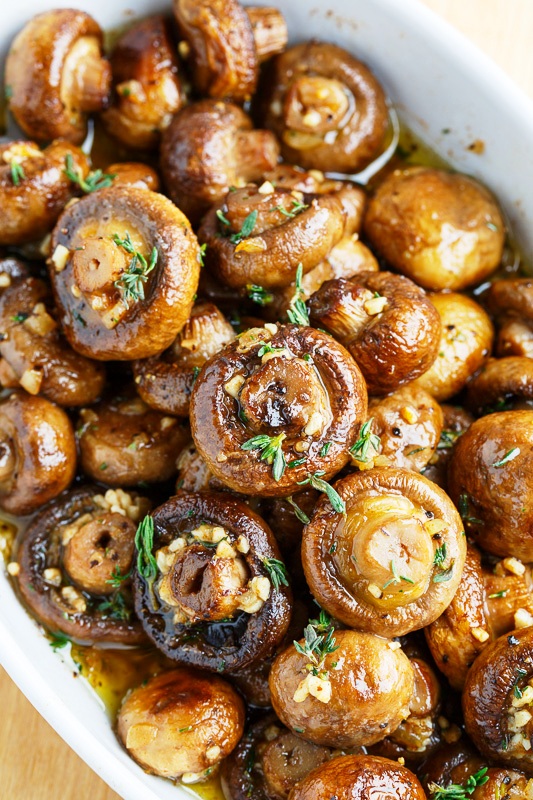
[96,591,130,621]
[63,154,115,193]
[135,515,158,580]
[10,162,25,186]
[216,209,230,227]
[407,447,426,456]
[329,542,337,554]
[198,243,207,267]
[428,767,488,799]
[112,232,158,307]
[297,471,345,514]
[488,590,507,599]
[437,430,461,450]
[49,632,71,651]
[246,284,274,306]
[433,543,447,569]
[492,447,520,468]
[179,726,193,733]
[73,311,87,327]
[382,560,415,591]
[257,341,285,358]
[4,85,13,100]
[458,493,484,525]
[293,727,305,734]
[11,312,29,324]
[294,611,338,677]
[261,557,289,590]
[270,198,309,219]
[433,561,455,583]
[286,496,310,524]
[192,366,201,382]
[106,566,131,590]
[217,660,226,673]
[320,442,332,457]
[229,210,258,244]
[241,432,286,481]
[287,264,310,326]
[514,684,523,699]
[349,418,381,462]
[287,457,307,468]
[99,462,108,471]
[195,536,228,549]
[486,221,499,232]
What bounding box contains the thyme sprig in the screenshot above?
[112,232,158,307]
[433,543,447,569]
[105,566,131,590]
[294,610,338,677]
[135,515,158,580]
[458,493,484,526]
[286,495,310,524]
[63,154,115,193]
[492,447,520,468]
[246,284,274,306]
[287,264,309,326]
[271,198,309,218]
[241,432,286,481]
[229,210,258,244]
[427,767,488,799]
[350,418,381,462]
[261,557,289,591]
[382,560,415,590]
[10,162,25,186]
[297,471,345,514]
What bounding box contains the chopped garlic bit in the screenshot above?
[293,673,332,704]
[471,627,490,643]
[160,416,176,431]
[0,273,11,288]
[216,539,237,559]
[302,110,322,128]
[364,295,388,316]
[181,767,216,785]
[236,535,250,554]
[205,745,221,762]
[93,488,150,521]
[400,405,419,424]
[178,40,191,59]
[514,608,533,629]
[51,244,70,272]
[303,410,325,437]
[367,583,383,599]
[190,524,227,545]
[61,585,87,613]
[224,374,245,398]
[43,567,62,586]
[234,238,267,254]
[424,518,447,536]
[19,367,42,395]
[6,562,20,577]
[264,323,278,336]
[258,180,275,195]
[237,575,271,614]
[503,557,526,576]
[23,303,57,336]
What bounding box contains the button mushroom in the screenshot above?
[189,323,367,497]
[486,277,533,358]
[47,186,201,360]
[5,9,111,144]
[466,356,533,415]
[105,162,160,192]
[256,41,389,174]
[421,404,474,490]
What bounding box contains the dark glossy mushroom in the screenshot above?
[199,182,364,290]
[421,404,474,490]
[447,410,533,561]
[117,668,245,782]
[106,162,160,191]
[48,186,201,360]
[486,278,533,359]
[160,100,280,225]
[256,41,389,174]
[0,255,32,292]
[5,9,111,144]
[133,303,235,417]
[77,394,189,486]
[0,391,76,516]
[0,140,90,246]
[133,491,292,672]
[309,272,441,395]
[364,167,505,290]
[175,442,222,493]
[302,468,466,637]
[497,319,533,359]
[466,357,533,415]
[14,485,149,644]
[102,16,184,150]
[0,277,105,406]
[189,323,367,497]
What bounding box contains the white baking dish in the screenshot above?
[1,1,533,798]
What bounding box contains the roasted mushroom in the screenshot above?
[173,0,287,102]
[414,292,494,402]
[160,100,280,225]
[106,162,160,191]
[102,16,183,150]
[287,755,426,800]
[0,391,76,516]
[5,9,111,144]
[257,41,389,174]
[308,272,441,395]
[0,255,32,292]
[448,410,533,561]
[199,181,364,290]
[302,468,466,637]
[486,277,533,358]
[117,668,245,782]
[0,140,90,246]
[0,277,105,406]
[77,394,188,486]
[421,404,474,490]
[48,186,201,360]
[364,166,505,290]
[466,357,533,415]
[133,492,292,672]
[189,323,368,497]
[14,486,148,644]
[175,442,220,493]
[133,303,235,417]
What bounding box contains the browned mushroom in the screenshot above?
[421,404,474,490]
[173,0,287,103]
[0,140,90,246]
[0,277,105,406]
[447,410,533,561]
[5,9,111,144]
[302,468,466,637]
[14,485,149,644]
[102,16,184,150]
[287,755,426,800]
[106,162,160,191]
[309,272,441,395]
[466,357,533,415]
[133,492,292,673]
[0,255,32,292]
[0,391,76,516]
[133,303,235,417]
[117,668,245,783]
[486,278,533,358]
[199,181,364,290]
[256,41,389,174]
[497,319,533,359]
[189,323,368,497]
[175,442,221,492]
[269,628,414,748]
[77,394,189,486]
[364,166,505,290]
[413,292,494,402]
[47,186,201,360]
[463,626,533,773]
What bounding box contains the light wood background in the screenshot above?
[2,2,533,798]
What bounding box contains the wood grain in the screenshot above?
[2,2,533,799]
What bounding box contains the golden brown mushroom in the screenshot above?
[302,468,466,637]
[486,277,533,358]
[173,0,287,103]
[48,186,201,360]
[0,277,105,406]
[447,410,533,561]
[117,668,245,783]
[256,41,389,174]
[466,356,533,415]
[0,391,76,516]
[5,9,111,144]
[133,302,235,417]
[0,140,89,246]
[364,167,505,291]
[106,162,160,191]
[102,16,184,150]
[189,323,368,497]
[160,101,280,225]
[308,272,441,395]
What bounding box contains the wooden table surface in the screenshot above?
[2,2,533,798]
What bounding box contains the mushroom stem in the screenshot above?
[68,38,112,112]
[245,6,288,62]
[0,435,16,485]
[235,130,282,183]
[71,238,128,295]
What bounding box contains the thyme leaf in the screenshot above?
[246,284,274,306]
[297,471,345,514]
[287,264,310,326]
[112,233,158,307]
[350,418,381,462]
[241,433,286,481]
[135,515,158,580]
[261,557,289,590]
[63,154,115,193]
